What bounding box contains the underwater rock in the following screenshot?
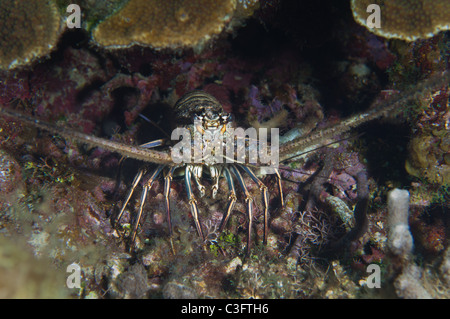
[0,237,70,298]
[394,264,432,299]
[114,263,150,299]
[162,280,199,299]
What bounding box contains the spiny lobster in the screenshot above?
[0,72,448,253]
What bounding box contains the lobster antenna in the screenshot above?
[0,105,172,165]
[279,72,449,162]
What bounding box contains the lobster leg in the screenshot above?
[209,165,222,199]
[238,164,269,245]
[274,168,284,208]
[185,165,205,240]
[130,165,164,245]
[218,166,237,233]
[192,165,206,197]
[230,165,253,254]
[163,166,177,236]
[114,167,146,226]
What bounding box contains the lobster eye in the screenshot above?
[205,109,215,119]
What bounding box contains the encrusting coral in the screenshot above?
[406,134,450,185]
[351,0,450,41]
[91,0,258,50]
[0,0,64,70]
[405,87,450,185]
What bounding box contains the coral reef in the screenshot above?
[351,0,450,41]
[385,189,450,299]
[0,0,259,70]
[0,0,64,70]
[0,0,449,300]
[91,0,256,50]
[405,87,450,185]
